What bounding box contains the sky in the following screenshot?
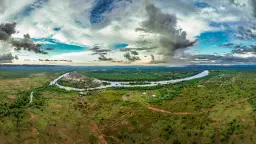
[0,0,256,65]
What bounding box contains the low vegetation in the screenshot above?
[1,68,256,144]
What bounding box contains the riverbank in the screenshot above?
[50,70,209,91]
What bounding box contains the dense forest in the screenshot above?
[83,70,200,81]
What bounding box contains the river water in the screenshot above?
[50,70,209,91]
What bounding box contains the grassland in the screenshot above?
[1,69,256,144]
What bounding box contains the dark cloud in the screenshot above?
[89,45,114,61]
[150,54,155,61]
[236,26,256,40]
[131,51,138,55]
[138,4,177,34]
[11,34,48,54]
[137,4,196,59]
[0,22,47,54]
[98,55,113,61]
[0,53,17,62]
[123,52,140,62]
[0,31,10,40]
[89,45,113,62]
[232,45,256,54]
[0,22,16,40]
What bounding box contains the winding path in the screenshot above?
[148,98,249,115]
[29,91,34,104]
[50,70,209,91]
[148,106,200,115]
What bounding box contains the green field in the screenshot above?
[1,69,256,144]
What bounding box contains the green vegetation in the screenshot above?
[0,71,31,79]
[83,70,200,81]
[1,68,256,144]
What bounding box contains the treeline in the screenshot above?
[83,71,200,82]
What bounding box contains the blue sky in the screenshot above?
[188,30,234,54]
[194,1,211,8]
[33,38,88,55]
[0,0,256,64]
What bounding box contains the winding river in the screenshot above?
[50,70,209,91]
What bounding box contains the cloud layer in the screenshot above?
[1,0,256,64]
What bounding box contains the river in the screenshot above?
[50,70,209,91]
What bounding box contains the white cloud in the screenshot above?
[177,16,214,41]
[233,52,256,58]
[0,0,35,22]
[200,7,240,22]
[0,42,13,53]
[1,0,256,64]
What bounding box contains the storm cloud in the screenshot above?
[123,52,140,62]
[150,54,155,62]
[98,54,113,61]
[0,53,17,62]
[11,34,47,54]
[89,45,114,61]
[0,22,47,54]
[0,22,16,40]
[137,4,197,60]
